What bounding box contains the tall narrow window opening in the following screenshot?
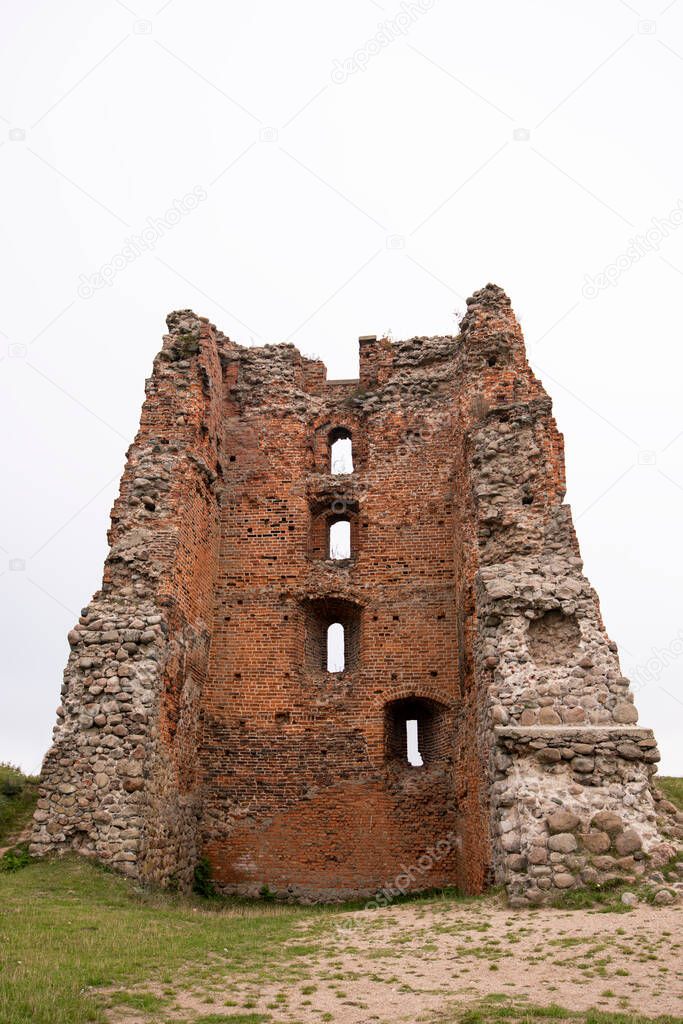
[329,428,353,474]
[327,622,345,672]
[384,697,451,767]
[304,597,361,674]
[329,519,351,559]
[406,719,423,766]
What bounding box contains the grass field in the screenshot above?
[0,855,330,1024]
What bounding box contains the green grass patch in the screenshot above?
[0,854,473,1024]
[550,876,627,911]
[438,1001,683,1023]
[0,856,321,1024]
[108,990,168,1012]
[0,842,30,873]
[549,837,683,911]
[0,764,39,845]
[191,1015,270,1023]
[657,777,683,811]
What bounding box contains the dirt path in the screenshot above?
[108,895,683,1024]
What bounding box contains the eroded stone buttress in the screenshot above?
[30,312,224,888]
[458,284,679,905]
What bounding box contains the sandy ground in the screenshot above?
[109,896,683,1023]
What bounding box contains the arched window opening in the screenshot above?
[329,428,353,475]
[304,597,361,674]
[327,622,345,672]
[308,500,358,561]
[385,697,450,768]
[406,719,423,767]
[329,518,351,560]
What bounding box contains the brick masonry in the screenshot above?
[31,285,680,904]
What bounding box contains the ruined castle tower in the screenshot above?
[31,285,676,905]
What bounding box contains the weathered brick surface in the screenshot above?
[32,286,677,903]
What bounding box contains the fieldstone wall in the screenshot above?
[493,726,674,904]
[457,285,677,904]
[31,312,224,888]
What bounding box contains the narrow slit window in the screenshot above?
[329,519,351,559]
[327,622,345,672]
[406,719,423,766]
[385,697,446,767]
[330,432,353,474]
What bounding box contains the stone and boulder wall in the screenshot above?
[493,727,675,904]
[30,312,224,888]
[458,285,678,904]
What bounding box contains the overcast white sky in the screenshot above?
[1,0,682,775]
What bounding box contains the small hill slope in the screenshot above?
[0,763,39,854]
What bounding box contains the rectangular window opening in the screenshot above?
[406,719,423,767]
[330,434,353,474]
[329,519,351,559]
[326,622,345,672]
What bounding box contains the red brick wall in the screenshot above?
[199,333,470,898]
